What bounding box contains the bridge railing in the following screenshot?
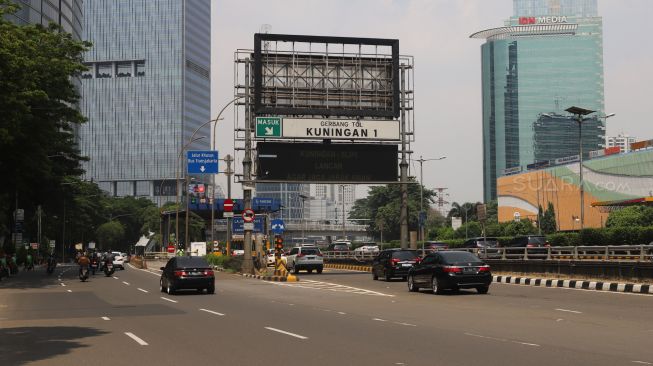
[322,245,653,263]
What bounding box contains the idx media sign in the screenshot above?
[256,142,398,183]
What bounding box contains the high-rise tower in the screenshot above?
[472,0,604,202]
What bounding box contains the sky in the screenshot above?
[211,0,653,207]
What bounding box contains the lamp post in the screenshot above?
[415,155,446,241]
[339,185,346,240]
[565,106,596,230]
[299,194,308,244]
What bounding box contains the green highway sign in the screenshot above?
[255,117,282,138]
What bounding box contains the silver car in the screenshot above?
[286,246,323,274]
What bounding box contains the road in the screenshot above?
[1,263,652,366]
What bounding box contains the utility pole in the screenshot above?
[565,106,595,231]
[415,156,446,242]
[340,185,346,240]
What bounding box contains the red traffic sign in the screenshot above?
[242,208,255,223]
[223,198,234,212]
[167,245,175,254]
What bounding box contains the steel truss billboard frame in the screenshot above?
[253,33,400,118]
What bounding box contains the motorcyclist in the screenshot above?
[25,253,34,271]
[78,252,90,276]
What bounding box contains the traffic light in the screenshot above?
[274,236,283,251]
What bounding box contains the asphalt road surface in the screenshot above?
[1,264,652,366]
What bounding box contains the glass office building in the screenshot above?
[256,183,310,221]
[80,0,211,204]
[7,0,83,40]
[471,0,604,202]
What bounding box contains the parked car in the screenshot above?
[407,251,491,294]
[286,246,324,274]
[372,249,420,281]
[159,256,214,295]
[327,243,350,252]
[266,249,286,266]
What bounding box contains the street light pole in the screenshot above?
[415,155,446,241]
[565,106,596,231]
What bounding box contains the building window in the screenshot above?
[136,61,145,77]
[96,63,112,78]
[81,63,93,79]
[116,62,132,77]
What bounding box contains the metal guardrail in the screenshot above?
[322,245,653,262]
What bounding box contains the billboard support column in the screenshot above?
[399,66,409,249]
[242,58,254,274]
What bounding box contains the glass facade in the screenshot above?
[474,0,604,202]
[256,183,310,221]
[80,0,211,205]
[7,0,83,41]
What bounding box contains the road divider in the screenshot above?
[493,275,652,294]
[324,264,372,272]
[242,273,299,282]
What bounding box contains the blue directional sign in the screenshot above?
[187,150,219,174]
[270,219,285,234]
[232,216,265,234]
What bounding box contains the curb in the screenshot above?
[242,273,299,282]
[324,264,372,272]
[493,275,652,294]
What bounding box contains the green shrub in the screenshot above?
[579,228,607,246]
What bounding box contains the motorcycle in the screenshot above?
[104,262,115,277]
[90,259,98,275]
[79,266,89,282]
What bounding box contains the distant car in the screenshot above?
[159,256,214,295]
[231,249,245,256]
[407,251,491,294]
[111,254,125,270]
[286,246,324,274]
[505,235,550,256]
[423,241,449,251]
[462,237,500,256]
[354,245,380,254]
[327,243,350,252]
[372,249,420,281]
[266,249,286,267]
[121,252,130,263]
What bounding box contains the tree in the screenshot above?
[606,206,653,228]
[540,202,557,234]
[96,221,125,251]
[349,178,436,240]
[0,2,92,247]
[448,202,480,223]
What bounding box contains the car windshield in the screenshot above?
[301,248,320,255]
[392,251,418,260]
[175,257,209,268]
[333,244,348,250]
[478,239,498,247]
[440,252,483,265]
[529,236,547,245]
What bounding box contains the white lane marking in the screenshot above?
[632,361,652,365]
[137,288,149,293]
[394,322,417,327]
[127,263,162,276]
[101,316,110,320]
[124,332,148,346]
[465,333,540,347]
[60,283,66,287]
[66,290,72,293]
[113,276,119,279]
[264,327,308,340]
[269,279,394,297]
[373,318,388,322]
[555,308,582,314]
[200,308,225,316]
[337,312,346,315]
[122,281,130,286]
[160,297,178,303]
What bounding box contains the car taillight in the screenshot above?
[173,270,186,277]
[478,265,491,272]
[204,270,214,276]
[527,244,535,248]
[415,257,422,263]
[390,258,401,266]
[442,266,462,273]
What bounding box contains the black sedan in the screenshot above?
[160,256,215,295]
[407,251,491,294]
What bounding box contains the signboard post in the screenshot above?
[187,150,219,174]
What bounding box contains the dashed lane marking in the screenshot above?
[113,276,119,279]
[137,288,149,293]
[268,279,394,297]
[60,283,66,287]
[555,308,582,314]
[101,317,110,320]
[125,332,148,346]
[200,308,225,316]
[66,290,72,293]
[122,281,130,286]
[160,297,177,303]
[264,327,308,340]
[465,332,540,347]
